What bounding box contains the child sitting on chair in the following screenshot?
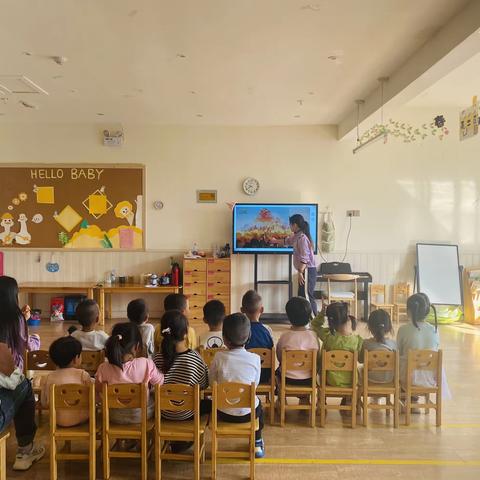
[311,302,363,387]
[127,298,154,357]
[71,299,109,351]
[199,300,226,349]
[242,290,274,383]
[154,294,197,352]
[276,296,320,387]
[209,313,265,458]
[41,336,92,427]
[359,309,397,384]
[397,293,450,412]
[96,322,164,424]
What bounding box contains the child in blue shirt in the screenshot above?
[242,290,274,383]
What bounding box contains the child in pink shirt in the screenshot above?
[96,322,164,424]
[41,336,92,427]
[276,297,320,385]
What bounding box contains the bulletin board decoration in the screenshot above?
[0,164,145,250]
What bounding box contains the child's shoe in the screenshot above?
[13,443,45,471]
[255,439,265,458]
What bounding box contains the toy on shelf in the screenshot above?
[50,297,64,322]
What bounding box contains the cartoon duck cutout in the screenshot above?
[0,213,17,245]
[15,213,31,245]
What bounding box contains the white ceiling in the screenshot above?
[408,51,480,108]
[0,0,472,125]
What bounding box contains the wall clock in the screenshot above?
[242,177,260,196]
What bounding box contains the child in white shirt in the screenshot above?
[199,300,225,349]
[71,299,109,351]
[127,298,155,356]
[209,313,264,458]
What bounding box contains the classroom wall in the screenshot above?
[1,109,480,316]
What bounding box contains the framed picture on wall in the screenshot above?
[196,190,217,203]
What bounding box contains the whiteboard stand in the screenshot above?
[415,243,464,307]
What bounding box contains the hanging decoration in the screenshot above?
[353,77,449,154]
[358,115,449,145]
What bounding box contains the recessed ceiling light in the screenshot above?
[328,55,337,61]
[176,53,187,59]
[308,91,315,95]
[22,51,33,56]
[128,9,139,17]
[69,89,78,93]
[52,75,63,80]
[301,4,322,11]
[97,112,105,116]
[190,90,196,95]
[196,114,203,118]
[297,99,303,106]
[294,115,301,118]
[52,56,68,66]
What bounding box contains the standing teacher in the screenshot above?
[274,214,318,316]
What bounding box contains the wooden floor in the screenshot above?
[3,320,480,479]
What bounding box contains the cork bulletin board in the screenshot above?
[0,164,144,250]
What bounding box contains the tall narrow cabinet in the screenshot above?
[183,257,231,332]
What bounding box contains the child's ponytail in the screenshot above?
[160,310,188,374]
[326,302,351,335]
[105,322,142,370]
[367,309,393,343]
[407,293,437,331]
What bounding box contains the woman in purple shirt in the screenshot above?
[285,214,318,316]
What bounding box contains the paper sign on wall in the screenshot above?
[36,186,55,204]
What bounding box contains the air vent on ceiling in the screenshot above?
[0,75,48,95]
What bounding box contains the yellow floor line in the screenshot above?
[215,458,480,467]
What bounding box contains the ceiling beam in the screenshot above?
[337,0,480,140]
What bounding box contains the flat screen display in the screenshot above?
[232,203,318,254]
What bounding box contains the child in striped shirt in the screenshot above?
[154,310,209,420]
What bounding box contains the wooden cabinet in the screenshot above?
[183,257,231,331]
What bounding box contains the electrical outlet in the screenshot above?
[346,210,360,217]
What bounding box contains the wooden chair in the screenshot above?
[405,350,442,426]
[102,383,154,480]
[359,350,400,428]
[324,274,359,318]
[211,382,257,480]
[0,431,9,480]
[49,383,97,480]
[199,346,226,396]
[248,347,276,425]
[198,346,226,368]
[155,384,208,480]
[318,350,358,428]
[393,283,411,324]
[279,350,317,428]
[370,284,394,320]
[80,350,105,376]
[24,350,56,415]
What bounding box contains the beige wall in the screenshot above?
[1,115,480,316]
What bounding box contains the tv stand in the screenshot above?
[253,253,293,323]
